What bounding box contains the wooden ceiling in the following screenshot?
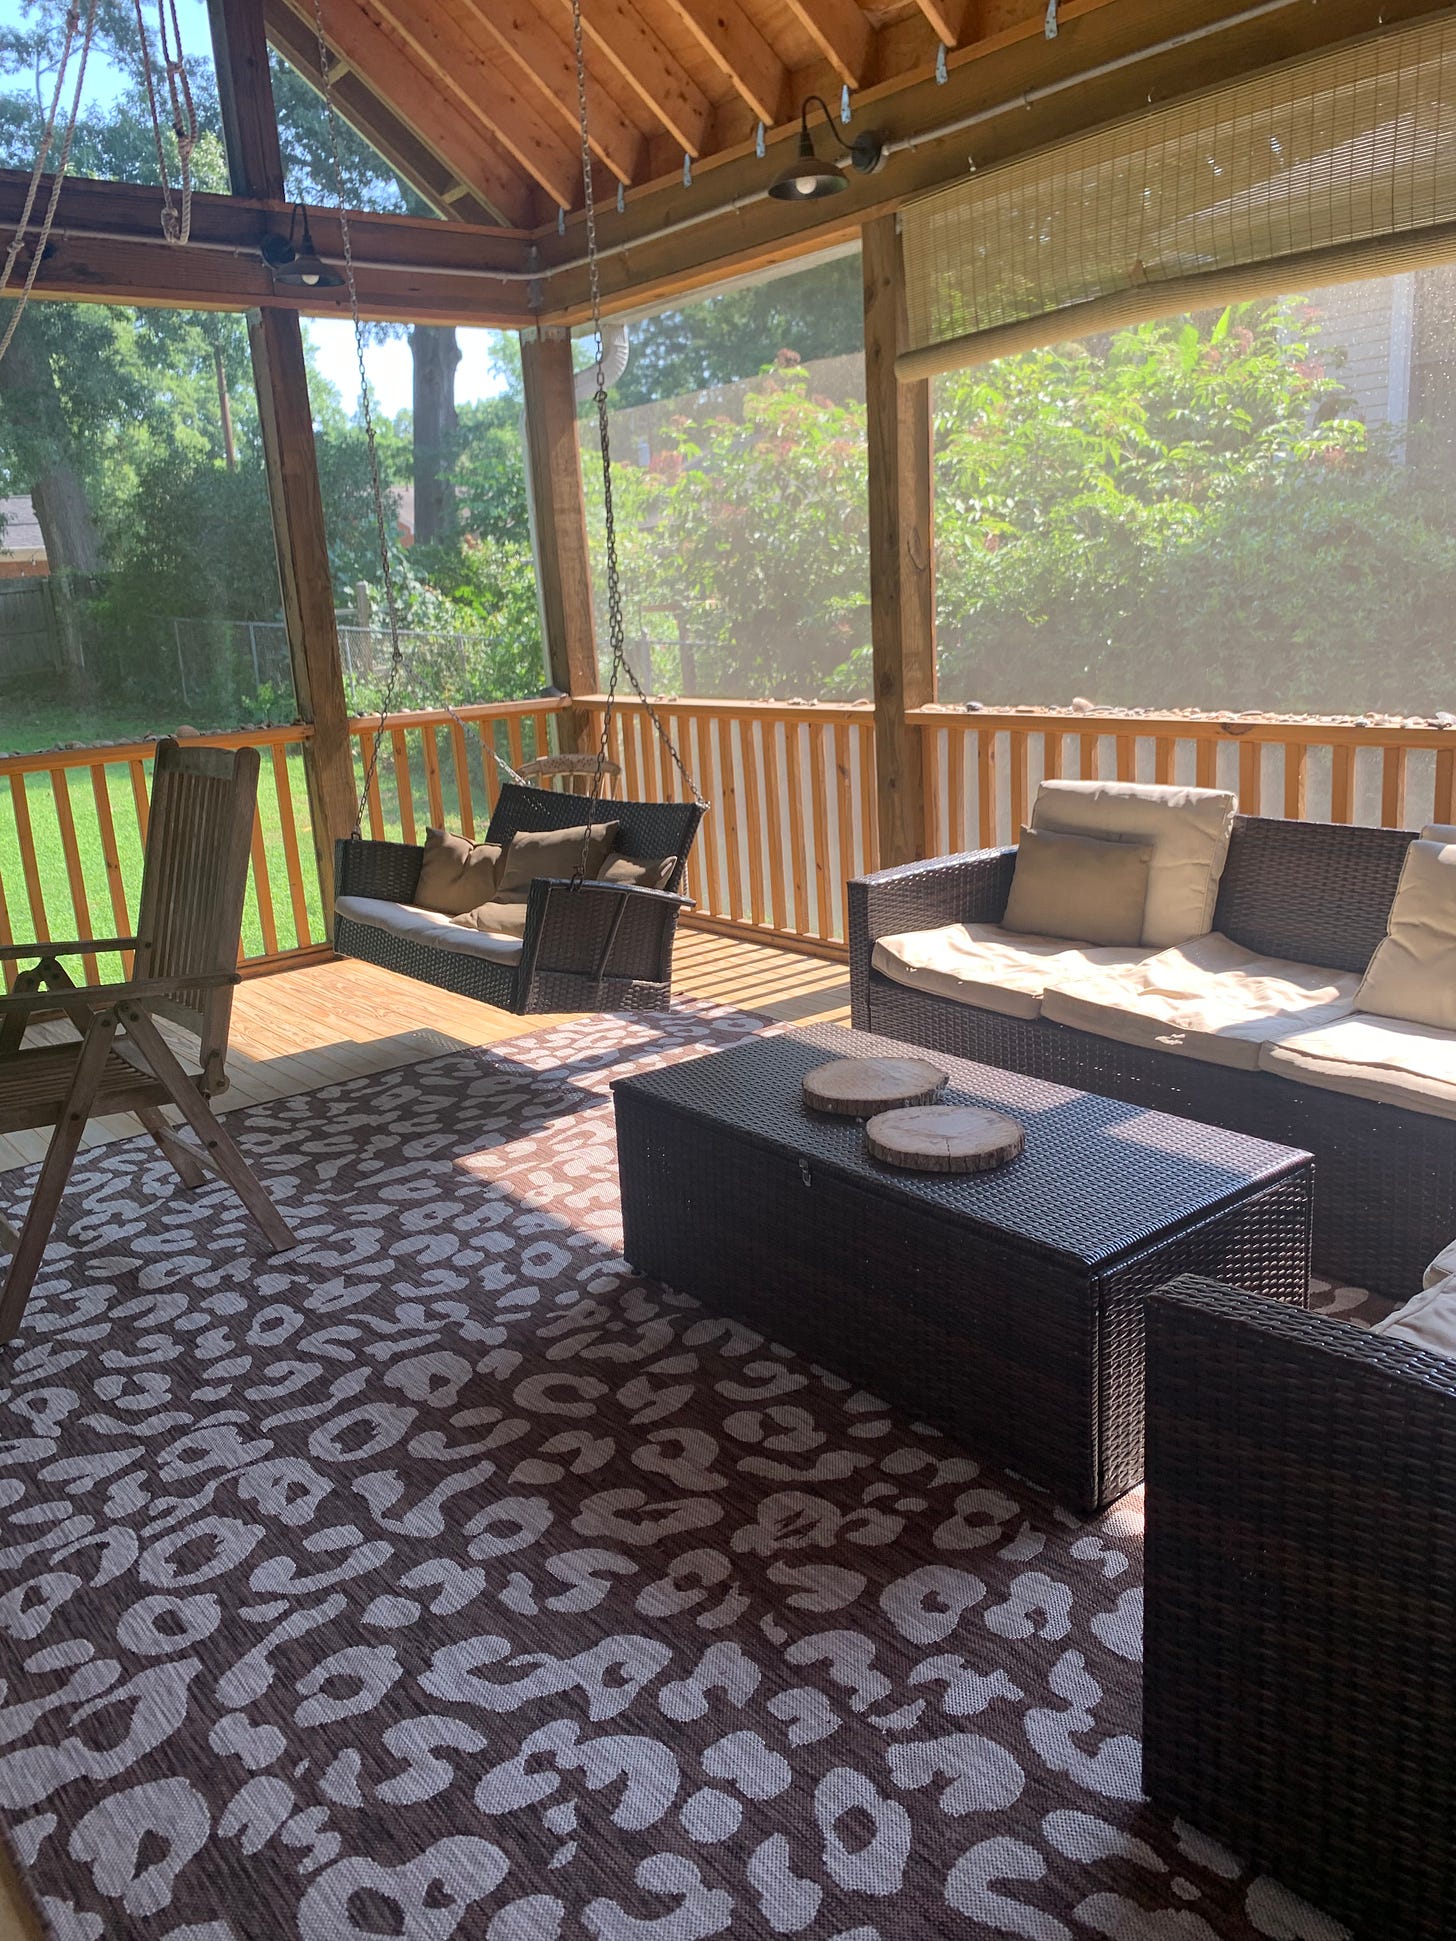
[266,0,1050,231]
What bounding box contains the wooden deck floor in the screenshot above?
[0,926,849,1939]
[0,925,850,1175]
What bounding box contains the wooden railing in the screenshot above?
[0,698,571,988]
[6,696,1453,986]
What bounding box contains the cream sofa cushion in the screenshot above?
[1425,1238,1456,1289]
[1421,824,1456,843]
[335,894,522,965]
[1259,1012,1456,1122]
[1040,933,1359,1072]
[1355,838,1456,1031]
[1372,1275,1456,1359]
[1002,826,1153,947]
[1031,779,1236,948]
[872,922,1155,1021]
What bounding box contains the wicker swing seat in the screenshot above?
[333,784,705,1015]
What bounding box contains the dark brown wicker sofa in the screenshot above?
[1142,1273,1456,1941]
[848,815,1453,1296]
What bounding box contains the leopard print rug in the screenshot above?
[0,1001,1363,1941]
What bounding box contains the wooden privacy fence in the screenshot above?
[0,698,569,988]
[5,697,1454,984]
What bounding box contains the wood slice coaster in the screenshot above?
[802,1054,950,1118]
[865,1104,1025,1174]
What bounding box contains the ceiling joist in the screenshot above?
[659,0,788,128]
[781,0,874,91]
[554,0,714,157]
[914,0,976,48]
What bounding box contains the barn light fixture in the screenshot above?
[768,96,883,201]
[261,203,344,288]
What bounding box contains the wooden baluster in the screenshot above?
[976,728,999,848]
[809,718,834,940]
[1115,733,1136,783]
[1331,744,1355,824]
[48,769,96,983]
[0,859,14,991]
[390,727,416,844]
[920,724,940,857]
[834,721,857,935]
[859,722,879,875]
[248,804,280,960]
[479,721,503,815]
[449,719,475,838]
[695,717,724,918]
[1284,742,1309,821]
[270,743,313,949]
[1381,744,1408,829]
[90,763,133,975]
[743,718,768,930]
[619,707,643,802]
[1009,729,1029,838]
[506,713,526,782]
[1043,729,1064,784]
[421,724,446,829]
[717,717,744,922]
[1238,740,1262,817]
[128,758,151,850]
[1154,737,1174,786]
[785,718,809,938]
[761,718,789,934]
[356,731,385,838]
[1435,746,1456,826]
[1195,737,1218,790]
[948,725,967,853]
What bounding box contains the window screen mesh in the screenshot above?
[900,18,1456,378]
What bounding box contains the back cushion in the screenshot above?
[1031,780,1236,948]
[413,829,507,917]
[1356,838,1456,1031]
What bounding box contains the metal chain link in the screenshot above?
[569,0,705,889]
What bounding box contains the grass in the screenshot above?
[0,704,559,979]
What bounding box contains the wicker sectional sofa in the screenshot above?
[849,815,1455,1297]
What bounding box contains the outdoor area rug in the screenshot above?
[0,999,1363,1941]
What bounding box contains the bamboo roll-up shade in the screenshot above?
[899,18,1456,381]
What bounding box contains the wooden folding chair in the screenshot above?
[0,738,296,1342]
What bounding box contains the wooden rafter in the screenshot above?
[279,0,535,225]
[452,0,649,186]
[781,0,874,91]
[549,0,713,157]
[913,0,975,47]
[364,0,583,211]
[658,0,787,129]
[263,0,497,222]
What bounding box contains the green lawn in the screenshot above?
[0,704,558,978]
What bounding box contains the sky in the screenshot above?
[0,0,511,417]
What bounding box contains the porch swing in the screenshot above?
[321,0,706,1014]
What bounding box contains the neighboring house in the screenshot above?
[0,495,48,579]
[1303,264,1456,471]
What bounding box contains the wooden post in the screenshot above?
[521,328,599,749]
[208,0,356,911]
[863,213,935,867]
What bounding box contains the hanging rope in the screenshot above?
[132,0,196,243]
[0,0,101,367]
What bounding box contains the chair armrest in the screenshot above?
[847,847,1017,1027]
[0,971,239,1016]
[518,878,693,992]
[0,937,138,961]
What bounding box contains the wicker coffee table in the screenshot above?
[612,1023,1312,1512]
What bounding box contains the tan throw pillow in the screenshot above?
[452,900,528,938]
[413,827,507,916]
[1031,779,1236,948]
[493,820,621,906]
[1002,825,1153,947]
[1356,837,1456,1031]
[598,852,678,891]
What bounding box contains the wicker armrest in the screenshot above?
[847,847,1016,1027]
[334,837,425,905]
[518,877,691,989]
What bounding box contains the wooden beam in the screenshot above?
[781,0,875,89]
[443,0,648,187]
[914,0,975,46]
[550,0,713,158]
[863,214,934,868]
[659,0,789,128]
[520,329,598,744]
[366,0,583,211]
[264,0,499,223]
[209,0,357,911]
[278,0,535,225]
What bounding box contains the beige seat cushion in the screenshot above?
[335,894,522,965]
[872,922,1156,1021]
[1040,933,1360,1072]
[1425,1238,1456,1289]
[1259,1012,1456,1122]
[599,852,678,891]
[1031,779,1236,948]
[1355,837,1456,1031]
[412,827,508,916]
[1002,826,1153,947]
[1372,1275,1456,1359]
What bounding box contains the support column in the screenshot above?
[208,0,355,913]
[863,214,935,868]
[521,328,599,749]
